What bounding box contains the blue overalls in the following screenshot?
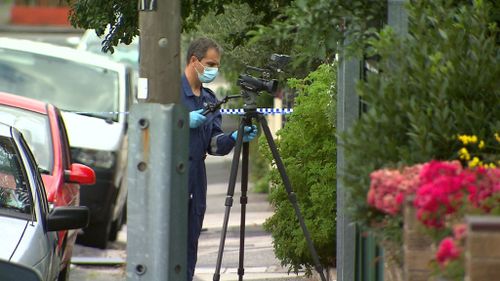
[181,74,235,280]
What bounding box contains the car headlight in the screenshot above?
[73,149,116,169]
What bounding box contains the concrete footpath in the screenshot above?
[70,153,335,281]
[194,155,313,281]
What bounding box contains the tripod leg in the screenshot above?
[258,115,327,281]
[213,121,246,281]
[238,139,250,281]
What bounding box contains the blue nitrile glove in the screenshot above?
[231,125,258,142]
[189,109,207,128]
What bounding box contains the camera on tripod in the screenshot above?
[212,52,327,281]
[201,54,291,116]
[237,54,291,95]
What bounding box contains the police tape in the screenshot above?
[70,108,294,116]
[220,108,293,115]
[72,112,129,115]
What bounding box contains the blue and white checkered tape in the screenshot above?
[220,108,293,115]
[70,108,293,116]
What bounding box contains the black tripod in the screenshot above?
[212,91,327,281]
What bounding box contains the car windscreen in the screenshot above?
[0,106,53,173]
[0,136,32,218]
[0,48,120,122]
[85,41,138,71]
[81,32,139,71]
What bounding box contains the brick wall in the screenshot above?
[403,197,434,281]
[466,216,500,281]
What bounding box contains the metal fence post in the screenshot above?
[388,0,409,37]
[336,51,362,281]
[126,103,189,281]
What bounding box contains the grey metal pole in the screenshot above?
[335,2,408,280]
[336,51,361,281]
[388,0,409,37]
[126,104,188,281]
[127,0,187,280]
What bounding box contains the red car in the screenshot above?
[0,92,95,281]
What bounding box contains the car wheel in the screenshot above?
[57,264,70,281]
[77,201,115,249]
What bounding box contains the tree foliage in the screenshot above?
[261,63,337,274]
[182,3,289,87]
[248,0,386,66]
[67,0,388,67]
[342,0,499,258]
[66,0,292,52]
[67,0,139,48]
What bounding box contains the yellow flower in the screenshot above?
[458,135,469,145]
[478,140,485,149]
[495,133,500,143]
[468,157,481,168]
[458,134,478,145]
[458,147,470,160]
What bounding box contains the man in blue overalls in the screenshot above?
[181,37,257,281]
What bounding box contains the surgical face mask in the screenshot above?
[195,60,219,83]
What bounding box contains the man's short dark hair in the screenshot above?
[186,38,222,64]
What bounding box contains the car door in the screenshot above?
[16,132,60,281]
[53,107,80,264]
[52,107,79,207]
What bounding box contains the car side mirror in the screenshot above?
[47,206,89,232]
[0,259,41,281]
[65,163,96,185]
[38,167,50,175]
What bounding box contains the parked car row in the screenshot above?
[0,34,136,280]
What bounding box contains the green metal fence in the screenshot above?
[354,226,384,281]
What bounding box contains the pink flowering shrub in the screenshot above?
[467,167,500,211]
[368,160,500,227]
[436,237,461,266]
[414,161,500,228]
[436,224,466,267]
[367,164,422,215]
[413,161,471,228]
[432,223,467,279]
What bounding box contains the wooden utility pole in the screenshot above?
[137,0,181,103]
[127,1,188,281]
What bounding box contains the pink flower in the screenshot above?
[467,167,500,210]
[436,237,461,266]
[395,192,405,205]
[419,160,462,186]
[367,161,499,221]
[367,164,423,215]
[414,161,477,228]
[453,224,467,241]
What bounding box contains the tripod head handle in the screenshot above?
[202,95,241,116]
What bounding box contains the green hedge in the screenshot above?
[261,63,337,274]
[342,0,499,259]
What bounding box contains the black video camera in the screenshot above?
[237,54,291,94]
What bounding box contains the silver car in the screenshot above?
[0,123,89,281]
